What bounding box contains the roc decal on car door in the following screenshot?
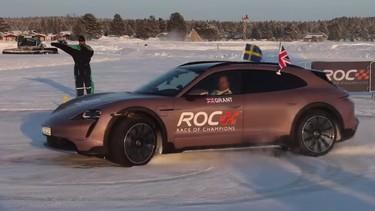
[176,110,240,133]
[172,69,244,148]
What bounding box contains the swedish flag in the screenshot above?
[243,44,262,62]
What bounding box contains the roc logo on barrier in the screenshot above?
[324,69,369,81]
[355,70,370,80]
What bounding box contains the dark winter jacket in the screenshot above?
[52,42,94,70]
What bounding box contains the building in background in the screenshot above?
[187,28,202,42]
[303,33,328,42]
[34,33,46,41]
[59,31,71,40]
[156,32,168,41]
[3,33,17,41]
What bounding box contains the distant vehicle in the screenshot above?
[42,61,358,167]
[2,35,58,54]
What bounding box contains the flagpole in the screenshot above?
[276,42,282,75]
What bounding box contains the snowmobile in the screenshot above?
[2,35,58,54]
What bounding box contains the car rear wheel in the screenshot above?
[110,117,157,167]
[295,110,337,156]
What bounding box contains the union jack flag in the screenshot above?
[277,44,292,75]
[206,98,215,104]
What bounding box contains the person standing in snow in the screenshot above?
[51,36,94,97]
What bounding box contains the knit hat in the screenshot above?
[78,36,85,42]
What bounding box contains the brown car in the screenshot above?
[42,61,359,166]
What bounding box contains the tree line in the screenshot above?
[1,13,375,41]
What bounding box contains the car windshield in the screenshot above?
[133,67,202,96]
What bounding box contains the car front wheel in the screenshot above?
[295,110,337,156]
[110,117,157,167]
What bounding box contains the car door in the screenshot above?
[171,70,244,149]
[242,70,308,143]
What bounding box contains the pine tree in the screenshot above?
[46,18,53,33]
[146,16,160,37]
[72,19,86,39]
[318,21,329,35]
[158,18,167,33]
[124,20,134,36]
[85,13,102,38]
[2,15,375,42]
[261,22,274,39]
[51,18,59,34]
[194,21,219,41]
[0,18,11,32]
[101,20,111,36]
[40,18,48,34]
[71,13,103,39]
[110,14,126,37]
[167,12,187,40]
[327,22,342,41]
[284,23,299,41]
[134,19,147,39]
[134,16,160,39]
[251,26,263,40]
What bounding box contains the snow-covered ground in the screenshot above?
[0,38,375,210]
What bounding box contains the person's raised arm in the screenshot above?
[51,42,78,56]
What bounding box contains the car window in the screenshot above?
[134,68,202,96]
[243,70,307,94]
[155,71,198,91]
[191,71,242,96]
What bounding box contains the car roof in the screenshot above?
[179,61,305,71]
[178,62,224,72]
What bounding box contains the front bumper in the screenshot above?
[45,136,106,156]
[42,117,107,154]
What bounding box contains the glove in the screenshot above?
[58,40,68,45]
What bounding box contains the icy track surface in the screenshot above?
[0,38,375,210]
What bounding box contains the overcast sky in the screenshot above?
[0,0,374,21]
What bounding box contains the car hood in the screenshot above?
[53,92,165,114]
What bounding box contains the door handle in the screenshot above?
[157,105,174,117]
[159,108,174,111]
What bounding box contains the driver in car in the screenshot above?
[211,75,232,95]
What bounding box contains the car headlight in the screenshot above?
[41,126,51,136]
[82,109,102,119]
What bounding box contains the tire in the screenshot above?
[294,110,337,157]
[110,117,158,167]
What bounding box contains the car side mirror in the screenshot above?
[187,89,209,97]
